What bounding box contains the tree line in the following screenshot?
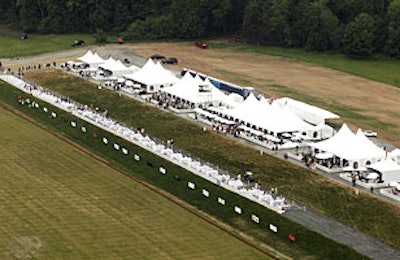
[1,0,400,58]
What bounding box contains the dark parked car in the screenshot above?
[195,41,208,49]
[21,33,29,40]
[72,39,85,47]
[151,54,166,60]
[162,57,178,64]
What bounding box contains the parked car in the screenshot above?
[72,39,85,47]
[363,130,378,137]
[195,41,208,49]
[162,57,178,65]
[151,54,165,60]
[20,33,29,40]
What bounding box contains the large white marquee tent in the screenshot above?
[124,59,178,92]
[308,124,385,168]
[78,50,105,68]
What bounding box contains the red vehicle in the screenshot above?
[195,41,208,49]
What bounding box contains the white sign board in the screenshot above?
[134,154,140,161]
[102,137,108,144]
[113,143,120,150]
[71,121,76,128]
[51,112,57,118]
[159,167,166,174]
[234,206,242,215]
[202,189,210,197]
[122,148,129,155]
[43,107,48,113]
[81,126,86,133]
[251,214,260,224]
[217,197,226,205]
[188,182,195,190]
[269,224,278,233]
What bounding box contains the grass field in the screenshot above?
[0,80,367,259]
[0,105,279,259]
[22,69,400,251]
[210,42,400,89]
[0,26,94,58]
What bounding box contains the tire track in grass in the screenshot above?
[2,104,283,260]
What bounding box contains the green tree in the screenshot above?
[385,0,400,57]
[242,0,270,44]
[94,28,107,45]
[169,0,207,38]
[303,0,341,51]
[269,0,293,46]
[343,13,376,57]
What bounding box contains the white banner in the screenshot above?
[70,121,76,128]
[159,167,166,174]
[134,154,140,161]
[269,224,278,233]
[43,107,48,113]
[113,143,120,150]
[102,137,108,144]
[188,182,195,190]
[234,206,242,215]
[122,148,128,155]
[251,214,260,224]
[81,126,86,133]
[217,197,226,205]
[202,189,210,197]
[51,112,57,118]
[34,103,39,108]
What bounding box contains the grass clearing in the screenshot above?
[0,77,367,259]
[210,42,400,89]
[0,33,95,58]
[0,102,279,259]
[21,69,400,251]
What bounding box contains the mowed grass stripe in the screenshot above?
[0,107,271,259]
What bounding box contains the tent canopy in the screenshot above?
[124,59,178,86]
[308,124,385,161]
[78,50,105,67]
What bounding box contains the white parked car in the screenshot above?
[363,130,378,137]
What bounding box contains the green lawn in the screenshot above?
[21,70,400,252]
[0,105,277,259]
[0,78,367,259]
[0,32,94,58]
[210,42,400,89]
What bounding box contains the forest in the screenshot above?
[1,0,400,58]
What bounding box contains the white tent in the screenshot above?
[389,149,400,163]
[367,158,400,182]
[124,59,178,93]
[98,57,133,77]
[308,124,385,167]
[275,97,340,125]
[78,50,105,68]
[162,74,229,106]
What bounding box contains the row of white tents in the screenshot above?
[75,50,400,184]
[77,50,178,90]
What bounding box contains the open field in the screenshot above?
[0,106,277,259]
[22,69,400,252]
[0,31,95,59]
[0,80,367,259]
